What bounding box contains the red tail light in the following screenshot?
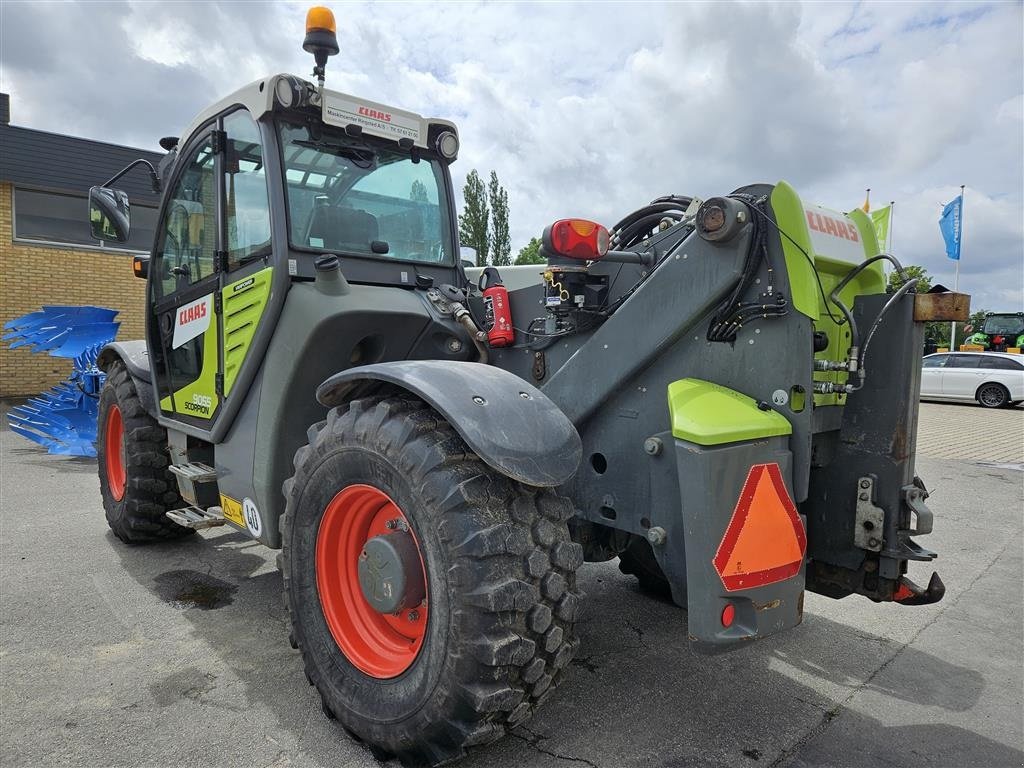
[543,219,610,260]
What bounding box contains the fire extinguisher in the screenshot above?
[479,267,515,347]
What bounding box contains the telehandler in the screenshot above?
[88,8,967,765]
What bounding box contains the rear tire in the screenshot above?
[618,535,672,597]
[976,382,1010,408]
[97,361,193,544]
[281,395,583,767]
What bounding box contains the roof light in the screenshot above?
[542,219,610,260]
[435,131,459,160]
[305,6,337,34]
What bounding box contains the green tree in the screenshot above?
[409,179,429,203]
[887,264,932,294]
[458,170,489,267]
[488,171,511,266]
[514,237,545,265]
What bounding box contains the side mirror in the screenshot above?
[89,186,131,243]
[459,245,478,268]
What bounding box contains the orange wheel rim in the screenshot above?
[315,484,428,678]
[105,405,126,501]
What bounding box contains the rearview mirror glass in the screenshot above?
[89,186,131,243]
[459,245,478,268]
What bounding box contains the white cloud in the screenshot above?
[1,0,1020,308]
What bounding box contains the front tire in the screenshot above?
[976,382,1010,408]
[281,395,583,766]
[97,361,193,544]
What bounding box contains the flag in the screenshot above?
[871,205,891,248]
[861,188,871,213]
[939,195,963,261]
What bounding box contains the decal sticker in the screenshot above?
[172,294,213,349]
[184,393,213,416]
[322,93,422,144]
[231,276,256,294]
[243,497,263,538]
[804,205,866,262]
[220,494,245,527]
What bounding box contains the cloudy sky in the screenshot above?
[2,1,1021,309]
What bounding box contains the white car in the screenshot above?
[920,351,1024,408]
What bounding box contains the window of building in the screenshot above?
[13,187,157,253]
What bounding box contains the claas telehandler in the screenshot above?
[87,8,967,765]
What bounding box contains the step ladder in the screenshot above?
[166,505,227,530]
[168,462,218,507]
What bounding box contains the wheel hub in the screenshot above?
[358,531,426,614]
[315,484,429,679]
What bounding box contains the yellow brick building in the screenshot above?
[0,94,161,396]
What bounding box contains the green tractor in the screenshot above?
[87,8,964,766]
[965,312,1024,351]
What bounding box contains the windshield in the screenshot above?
[278,120,453,264]
[981,315,1024,335]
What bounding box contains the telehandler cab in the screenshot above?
[88,7,967,765]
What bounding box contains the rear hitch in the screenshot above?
[893,571,945,606]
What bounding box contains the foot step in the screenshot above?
[168,462,218,506]
[166,505,226,530]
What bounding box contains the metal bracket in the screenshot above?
[854,475,885,552]
[902,482,933,536]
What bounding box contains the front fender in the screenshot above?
[97,340,157,416]
[317,361,582,488]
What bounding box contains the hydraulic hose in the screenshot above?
[854,277,920,390]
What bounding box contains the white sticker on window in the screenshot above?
[172,294,213,349]
[309,237,324,248]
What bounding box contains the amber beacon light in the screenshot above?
[304,6,339,88]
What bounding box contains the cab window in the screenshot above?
[224,111,272,267]
[157,138,217,298]
[278,120,452,264]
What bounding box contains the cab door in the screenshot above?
[149,132,223,427]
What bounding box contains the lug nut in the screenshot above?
[407,610,420,622]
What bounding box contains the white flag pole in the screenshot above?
[950,185,964,350]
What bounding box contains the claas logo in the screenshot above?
[358,106,392,123]
[806,211,860,243]
[178,303,207,325]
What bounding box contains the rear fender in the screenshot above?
[317,361,582,488]
[97,340,158,417]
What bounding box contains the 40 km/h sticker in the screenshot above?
[243,498,263,538]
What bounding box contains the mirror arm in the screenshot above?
[103,158,161,193]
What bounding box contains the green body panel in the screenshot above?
[159,314,219,420]
[770,181,821,320]
[223,268,273,396]
[771,181,886,407]
[667,378,792,446]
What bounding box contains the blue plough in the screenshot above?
[3,306,120,456]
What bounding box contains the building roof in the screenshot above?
[0,122,163,205]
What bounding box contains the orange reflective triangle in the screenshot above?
[713,463,807,592]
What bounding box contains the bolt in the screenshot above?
[860,479,871,489]
[519,391,530,399]
[385,519,398,529]
[859,492,869,501]
[446,337,463,353]
[868,537,880,548]
[647,527,667,546]
[407,610,420,622]
[643,437,663,456]
[748,339,755,345]
[472,395,486,405]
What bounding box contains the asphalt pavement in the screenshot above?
[1,402,1022,768]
